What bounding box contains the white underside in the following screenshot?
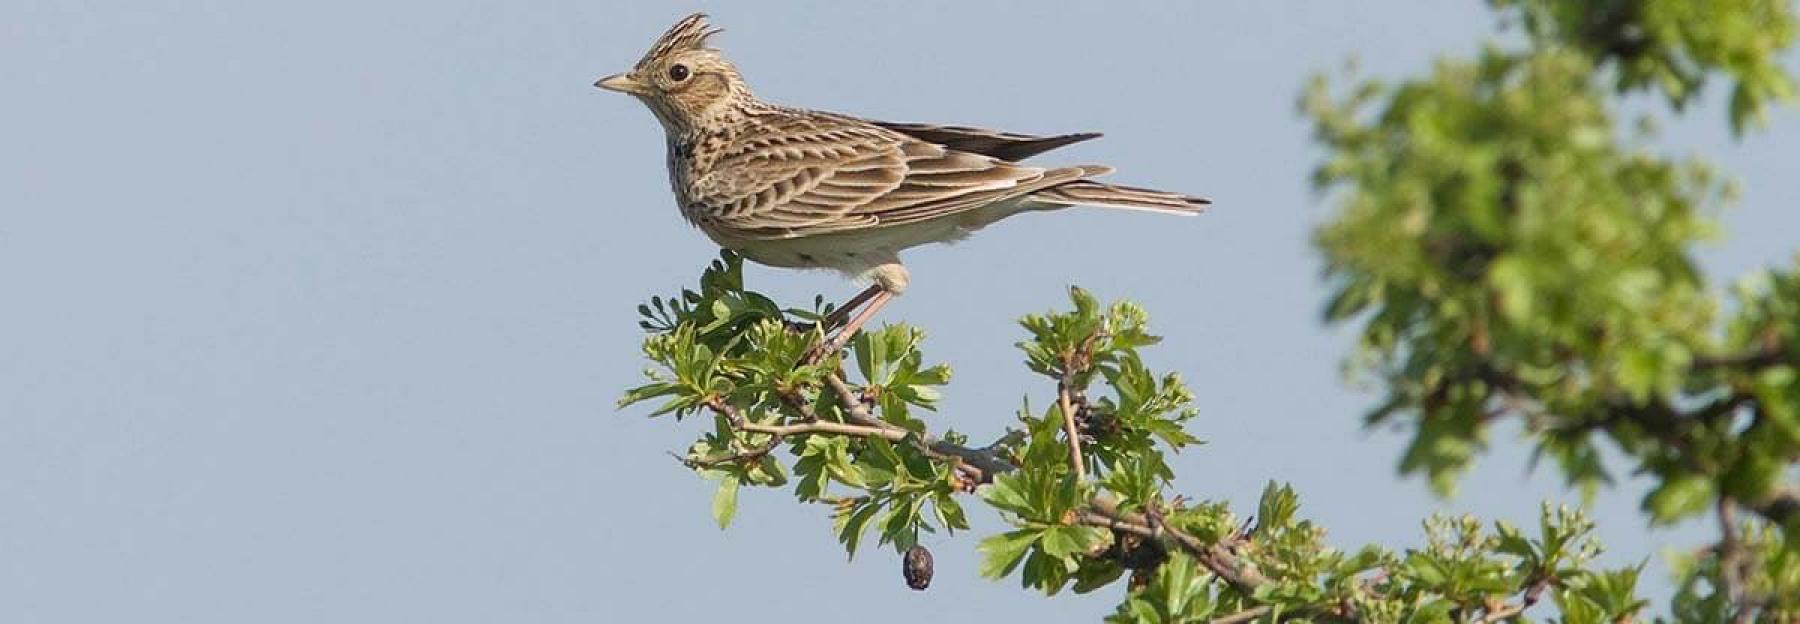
[708,198,1051,293]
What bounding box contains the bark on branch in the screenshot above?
[1081,497,1270,592]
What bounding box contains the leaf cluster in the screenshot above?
[1491,0,1797,133]
[1307,0,1799,619]
[622,252,962,552]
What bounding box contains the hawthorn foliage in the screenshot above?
[1306,0,1798,619]
[623,253,1644,622]
[620,1,1799,620]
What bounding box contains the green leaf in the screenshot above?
[712,476,739,529]
[1070,559,1125,594]
[980,473,1035,517]
[1554,588,1605,624]
[934,494,970,531]
[1039,526,1102,559]
[1644,474,1714,524]
[852,326,888,384]
[793,453,828,501]
[617,381,680,410]
[1405,598,1455,624]
[978,529,1039,579]
[836,499,883,558]
[1404,552,1449,588]
[1493,521,1534,560]
[1257,481,1300,528]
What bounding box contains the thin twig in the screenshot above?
[815,374,988,483]
[1475,576,1548,624]
[780,305,998,484]
[1210,606,1271,624]
[1476,603,1526,624]
[675,437,783,468]
[776,386,820,422]
[744,419,903,440]
[1057,337,1096,481]
[1058,373,1087,480]
[704,397,905,442]
[822,373,905,434]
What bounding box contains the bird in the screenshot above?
[595,13,1208,356]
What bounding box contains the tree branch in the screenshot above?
[820,371,996,484]
[747,417,904,440]
[675,439,782,469]
[1210,605,1272,624]
[1482,363,1800,529]
[1692,343,1789,372]
[822,372,906,434]
[701,378,1009,488]
[1474,602,1527,624]
[1718,498,1756,624]
[1474,576,1549,624]
[704,396,905,441]
[1081,497,1270,592]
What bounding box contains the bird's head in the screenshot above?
[595,13,752,133]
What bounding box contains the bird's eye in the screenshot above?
[667,64,690,82]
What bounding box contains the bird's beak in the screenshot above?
[595,72,647,95]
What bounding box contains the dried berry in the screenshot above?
[902,544,933,590]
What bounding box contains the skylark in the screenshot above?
[596,13,1208,353]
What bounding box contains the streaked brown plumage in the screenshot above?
[596,13,1208,351]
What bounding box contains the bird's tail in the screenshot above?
[1029,166,1210,216]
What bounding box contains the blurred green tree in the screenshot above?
[620,1,1798,621]
[1307,0,1797,619]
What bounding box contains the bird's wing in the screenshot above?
[864,120,1101,161]
[694,113,1093,240]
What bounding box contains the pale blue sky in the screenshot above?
[4,2,1797,622]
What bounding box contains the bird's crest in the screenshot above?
[634,13,723,71]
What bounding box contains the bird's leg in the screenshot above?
[785,284,882,334]
[805,261,907,363]
[806,288,895,363]
[820,284,884,332]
